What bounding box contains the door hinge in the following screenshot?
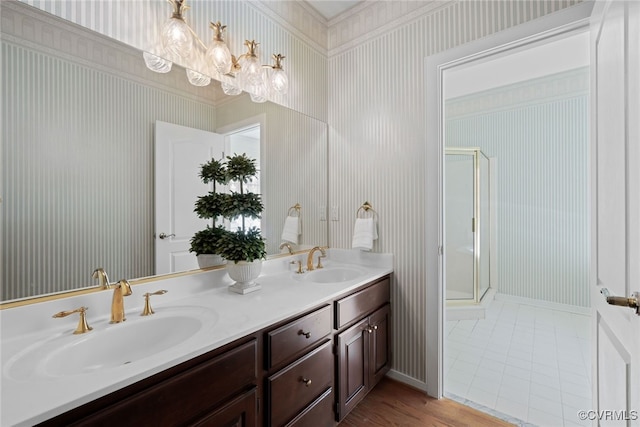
[472,217,476,232]
[438,246,443,255]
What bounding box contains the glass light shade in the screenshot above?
[249,91,268,103]
[247,71,268,103]
[242,56,263,87]
[269,68,289,94]
[221,81,242,96]
[206,40,232,75]
[161,17,194,62]
[186,69,211,86]
[143,51,172,73]
[186,48,211,86]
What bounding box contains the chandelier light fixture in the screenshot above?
[143,0,289,102]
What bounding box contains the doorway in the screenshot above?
[442,30,591,426]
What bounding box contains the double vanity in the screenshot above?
[1,249,393,426]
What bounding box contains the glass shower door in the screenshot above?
[445,154,475,300]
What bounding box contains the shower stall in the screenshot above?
[445,148,493,306]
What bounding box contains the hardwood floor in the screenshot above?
[339,377,514,427]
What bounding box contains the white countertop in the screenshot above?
[0,249,393,426]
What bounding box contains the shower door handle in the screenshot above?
[600,288,640,315]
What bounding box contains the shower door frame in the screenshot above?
[445,147,490,305]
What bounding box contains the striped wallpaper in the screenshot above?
[328,0,585,385]
[446,68,590,307]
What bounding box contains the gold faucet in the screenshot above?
[53,307,92,334]
[279,242,294,255]
[110,279,132,323]
[92,267,111,289]
[306,246,327,271]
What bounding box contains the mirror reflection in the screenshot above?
[1,3,327,302]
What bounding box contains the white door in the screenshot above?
[591,1,640,424]
[154,121,224,275]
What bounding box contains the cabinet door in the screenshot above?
[336,317,370,421]
[369,304,391,387]
[193,388,257,427]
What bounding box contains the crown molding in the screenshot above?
[250,0,328,55]
[328,0,455,57]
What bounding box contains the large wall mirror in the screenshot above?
[1,1,328,302]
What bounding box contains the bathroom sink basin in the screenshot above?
[4,306,218,381]
[297,266,366,284]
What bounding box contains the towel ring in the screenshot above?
[288,203,301,217]
[356,201,377,219]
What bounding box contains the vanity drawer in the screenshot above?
[285,387,334,427]
[266,305,331,369]
[267,340,333,427]
[335,276,390,329]
[69,339,257,426]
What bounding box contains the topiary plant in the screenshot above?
[190,158,228,257]
[218,227,266,263]
[189,225,227,256]
[218,153,265,263]
[190,153,265,264]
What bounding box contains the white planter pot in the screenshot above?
[197,254,225,269]
[226,260,263,294]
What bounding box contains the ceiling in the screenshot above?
[304,0,362,20]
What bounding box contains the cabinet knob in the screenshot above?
[366,324,378,334]
[298,330,311,339]
[301,377,312,387]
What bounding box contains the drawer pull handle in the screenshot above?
[299,330,311,339]
[301,377,312,387]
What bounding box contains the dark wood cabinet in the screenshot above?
[334,276,391,422]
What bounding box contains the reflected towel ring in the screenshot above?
[288,203,301,217]
[356,201,377,219]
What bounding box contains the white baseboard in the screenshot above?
[385,369,428,392]
[494,292,590,316]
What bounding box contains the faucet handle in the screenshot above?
[141,290,168,316]
[316,253,326,269]
[53,307,92,334]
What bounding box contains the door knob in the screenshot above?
[158,232,175,240]
[600,288,640,315]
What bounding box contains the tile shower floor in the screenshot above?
[445,298,591,427]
